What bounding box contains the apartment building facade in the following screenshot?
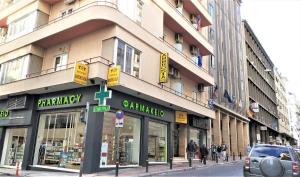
[243,20,279,146]
[288,92,300,146]
[274,69,292,145]
[208,0,249,156]
[0,0,214,173]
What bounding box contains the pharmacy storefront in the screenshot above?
[0,96,35,169]
[30,86,174,173]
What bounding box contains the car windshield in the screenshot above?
[251,146,290,159]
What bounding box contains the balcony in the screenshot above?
[0,1,213,86]
[0,55,214,118]
[183,0,212,27]
[153,0,213,56]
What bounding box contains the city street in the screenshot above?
[156,161,244,177]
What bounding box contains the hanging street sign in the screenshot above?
[73,62,89,86]
[107,65,121,87]
[93,85,112,112]
[159,53,169,83]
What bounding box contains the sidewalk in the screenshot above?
[0,157,243,177]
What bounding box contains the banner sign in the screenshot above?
[159,53,169,83]
[107,65,120,87]
[175,111,187,124]
[73,62,89,86]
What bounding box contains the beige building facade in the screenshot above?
[0,0,215,173]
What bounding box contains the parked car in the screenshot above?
[244,144,300,177]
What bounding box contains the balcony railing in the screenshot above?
[3,53,210,110]
[165,0,209,41]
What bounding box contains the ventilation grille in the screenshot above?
[7,96,27,110]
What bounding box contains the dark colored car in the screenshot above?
[244,144,300,177]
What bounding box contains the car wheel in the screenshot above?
[259,157,284,177]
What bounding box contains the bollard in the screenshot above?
[115,161,119,177]
[170,157,173,170]
[15,161,19,177]
[233,152,235,161]
[226,153,229,162]
[189,157,192,167]
[239,152,242,160]
[146,159,149,173]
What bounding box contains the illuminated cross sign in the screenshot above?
[93,85,112,112]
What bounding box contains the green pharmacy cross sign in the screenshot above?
[93,85,112,112]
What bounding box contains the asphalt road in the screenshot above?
[156,161,244,177]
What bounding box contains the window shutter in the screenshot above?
[7,95,28,110]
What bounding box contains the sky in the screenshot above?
[241,0,300,99]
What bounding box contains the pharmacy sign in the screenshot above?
[93,85,112,112]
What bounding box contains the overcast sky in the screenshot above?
[241,0,300,99]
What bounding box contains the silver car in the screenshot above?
[244,144,300,177]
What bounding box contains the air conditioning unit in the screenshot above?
[190,14,197,24]
[175,0,183,8]
[64,0,75,5]
[197,83,204,92]
[174,69,180,79]
[175,33,183,43]
[190,45,198,56]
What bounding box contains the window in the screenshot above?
[208,27,215,42]
[171,79,183,96]
[118,0,143,24]
[7,11,37,41]
[0,55,30,84]
[208,3,214,17]
[54,54,68,71]
[148,121,167,162]
[115,39,141,78]
[100,112,140,167]
[210,55,215,68]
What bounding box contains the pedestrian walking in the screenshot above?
[211,144,217,160]
[246,144,251,155]
[217,144,222,159]
[200,144,209,164]
[221,143,227,161]
[186,140,195,160]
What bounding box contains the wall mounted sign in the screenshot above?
[38,94,82,108]
[251,102,259,113]
[189,117,209,129]
[107,65,120,87]
[175,111,187,124]
[159,53,169,83]
[93,85,112,112]
[122,99,165,118]
[0,110,9,118]
[73,62,89,86]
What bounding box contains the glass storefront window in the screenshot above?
[190,128,207,147]
[0,128,27,167]
[33,112,84,169]
[100,112,140,167]
[148,121,167,162]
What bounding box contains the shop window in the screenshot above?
[0,55,30,84]
[148,121,167,162]
[33,112,84,169]
[100,112,141,167]
[54,53,68,71]
[115,39,141,78]
[0,128,27,167]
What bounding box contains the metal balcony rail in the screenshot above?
[165,0,209,41]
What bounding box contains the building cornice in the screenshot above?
[214,102,250,122]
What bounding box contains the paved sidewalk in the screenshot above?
[0,158,243,177]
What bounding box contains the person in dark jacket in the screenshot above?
[200,144,209,164]
[186,140,195,159]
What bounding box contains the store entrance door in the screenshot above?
[0,128,27,167]
[173,124,187,160]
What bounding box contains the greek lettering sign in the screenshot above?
[107,65,120,87]
[73,62,89,86]
[38,94,82,108]
[159,53,169,83]
[0,110,9,118]
[175,111,187,124]
[122,99,165,118]
[93,85,112,112]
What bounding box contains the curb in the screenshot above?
[138,160,243,177]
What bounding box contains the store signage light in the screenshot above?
[38,94,82,107]
[0,110,9,118]
[122,99,165,118]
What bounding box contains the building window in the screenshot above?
[148,121,167,162]
[7,11,38,41]
[33,112,84,169]
[118,0,143,24]
[54,54,68,71]
[0,55,30,84]
[115,39,141,78]
[210,55,215,68]
[208,3,214,17]
[100,112,140,167]
[208,27,214,42]
[0,128,27,167]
